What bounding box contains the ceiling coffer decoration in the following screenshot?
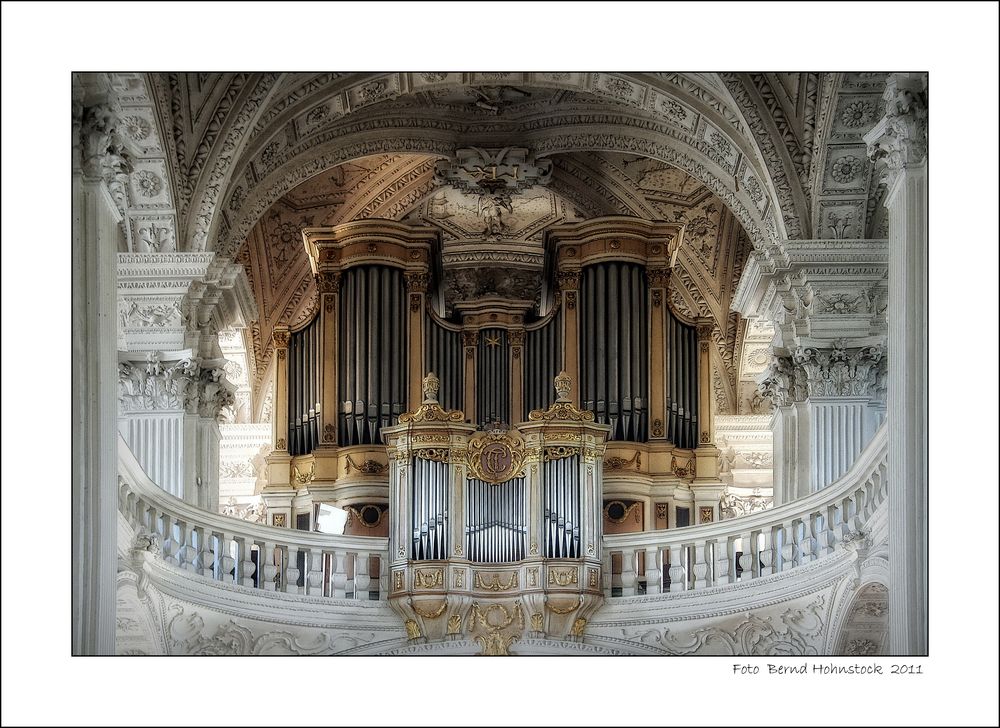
[433,147,553,240]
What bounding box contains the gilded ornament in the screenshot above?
[474,572,518,592]
[292,463,315,485]
[548,568,579,587]
[344,455,388,475]
[604,500,642,525]
[466,428,527,484]
[531,613,544,632]
[404,619,421,640]
[543,445,579,462]
[588,568,600,588]
[393,570,404,592]
[345,505,386,529]
[414,447,450,463]
[271,513,286,528]
[699,506,714,524]
[410,600,448,620]
[605,450,641,471]
[651,419,664,438]
[545,597,582,615]
[413,569,444,589]
[446,614,462,635]
[570,618,587,637]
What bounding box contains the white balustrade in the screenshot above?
[117,437,389,601]
[603,423,888,598]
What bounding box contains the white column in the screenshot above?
[72,172,121,655]
[865,72,928,655]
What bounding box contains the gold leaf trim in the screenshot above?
[474,572,518,592]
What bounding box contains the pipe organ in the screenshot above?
[579,261,649,442]
[287,315,321,456]
[262,214,725,648]
[336,265,408,446]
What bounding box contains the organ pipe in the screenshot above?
[425,313,464,412]
[464,478,526,563]
[337,266,408,446]
[543,455,581,559]
[665,308,699,449]
[579,262,649,441]
[410,458,449,560]
[476,328,510,426]
[287,314,321,456]
[524,310,563,420]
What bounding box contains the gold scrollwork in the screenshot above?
[543,445,579,462]
[571,618,587,637]
[345,505,387,530]
[474,572,518,592]
[604,500,642,525]
[530,613,544,632]
[413,569,444,589]
[410,600,447,620]
[699,506,715,524]
[414,447,450,463]
[528,401,595,422]
[548,568,579,587]
[447,614,462,635]
[344,454,388,476]
[404,619,421,640]
[398,403,465,424]
[605,450,641,471]
[545,596,583,615]
[466,429,527,484]
[468,601,524,656]
[292,463,315,485]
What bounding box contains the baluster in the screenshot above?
[691,542,709,590]
[177,521,198,572]
[332,550,348,599]
[620,548,637,596]
[779,520,798,572]
[714,536,735,585]
[602,549,613,597]
[195,526,215,578]
[643,546,661,594]
[667,545,686,592]
[160,514,180,567]
[261,542,279,591]
[377,555,388,600]
[306,549,324,597]
[239,536,257,587]
[355,553,372,600]
[835,495,855,542]
[345,554,357,599]
[285,545,301,594]
[738,532,755,582]
[798,517,816,566]
[758,528,776,577]
[815,506,836,557]
[219,532,236,584]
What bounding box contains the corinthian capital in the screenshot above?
[78,104,132,208]
[864,73,927,182]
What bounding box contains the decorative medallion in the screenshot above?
[467,427,527,484]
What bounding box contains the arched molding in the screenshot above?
[163,73,797,261]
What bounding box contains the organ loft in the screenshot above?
[255,148,725,649]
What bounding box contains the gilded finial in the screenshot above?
[554,370,571,402]
[422,372,440,403]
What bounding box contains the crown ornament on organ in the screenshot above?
[422,371,441,403]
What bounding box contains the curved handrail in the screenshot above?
[602,422,888,595]
[118,435,388,600]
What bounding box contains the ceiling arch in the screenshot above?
[149,73,808,261]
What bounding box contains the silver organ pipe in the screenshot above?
[410,458,449,560]
[580,262,649,441]
[337,266,407,446]
[464,478,526,563]
[665,308,699,449]
[476,328,510,426]
[523,310,562,420]
[425,313,464,412]
[543,455,581,558]
[287,314,321,456]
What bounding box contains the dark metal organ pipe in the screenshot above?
[287,315,321,456]
[476,328,510,426]
[524,311,563,420]
[464,478,526,563]
[337,266,408,446]
[425,314,464,412]
[665,308,699,449]
[579,262,649,441]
